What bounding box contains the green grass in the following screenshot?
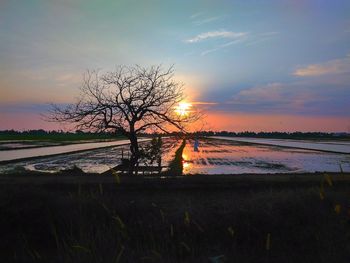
[1,173,350,262]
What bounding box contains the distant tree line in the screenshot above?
[1,129,349,140]
[0,129,121,136]
[188,131,350,140]
[141,130,349,140]
[0,129,124,141]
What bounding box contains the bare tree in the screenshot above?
[48,65,198,173]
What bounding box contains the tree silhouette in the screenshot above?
[49,65,198,173]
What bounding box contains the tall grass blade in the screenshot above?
[115,245,125,263]
[184,211,190,226]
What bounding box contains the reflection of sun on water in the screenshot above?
[182,152,191,169]
[183,162,190,169]
[175,102,192,116]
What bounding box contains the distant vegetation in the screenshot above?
[1,129,349,141]
[0,130,124,141]
[190,131,350,140]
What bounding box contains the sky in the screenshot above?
[0,0,350,132]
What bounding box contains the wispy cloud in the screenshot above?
[201,38,246,56]
[220,38,247,48]
[193,16,224,26]
[185,31,248,43]
[190,12,204,19]
[201,48,221,56]
[293,54,350,76]
[199,31,278,56]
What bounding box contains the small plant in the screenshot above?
[140,136,163,166]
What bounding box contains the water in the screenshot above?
[0,137,181,174]
[182,138,350,174]
[1,137,349,175]
[0,139,150,163]
[0,141,62,150]
[212,136,350,154]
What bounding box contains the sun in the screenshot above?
[175,102,192,116]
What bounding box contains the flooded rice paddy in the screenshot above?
[212,136,350,154]
[0,137,349,174]
[0,141,62,150]
[182,138,350,174]
[0,139,150,163]
[0,139,121,151]
[0,138,181,174]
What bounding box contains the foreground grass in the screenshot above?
[1,173,350,262]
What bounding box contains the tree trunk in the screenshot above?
[128,132,140,175]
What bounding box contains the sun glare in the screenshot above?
[175,102,192,116]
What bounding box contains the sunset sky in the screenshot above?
[1,0,350,132]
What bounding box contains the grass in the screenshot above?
[1,172,350,262]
